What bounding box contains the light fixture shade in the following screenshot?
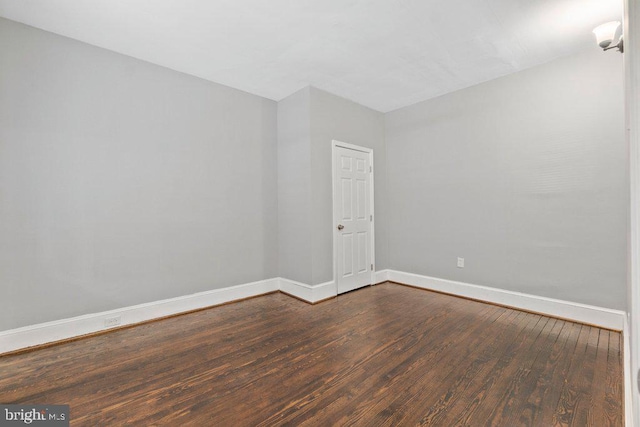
[593,21,621,48]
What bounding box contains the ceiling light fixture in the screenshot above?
[593,21,623,53]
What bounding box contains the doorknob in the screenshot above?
[337,224,344,230]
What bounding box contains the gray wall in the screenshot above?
[277,87,387,285]
[277,87,312,284]
[0,18,278,330]
[309,88,387,284]
[385,49,627,309]
[1,16,627,332]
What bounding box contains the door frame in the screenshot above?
[331,140,375,294]
[625,0,640,422]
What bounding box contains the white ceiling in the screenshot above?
[0,0,622,112]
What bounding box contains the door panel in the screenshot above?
[335,146,372,294]
[357,232,367,273]
[341,178,352,220]
[356,179,366,219]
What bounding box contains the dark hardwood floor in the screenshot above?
[0,282,623,426]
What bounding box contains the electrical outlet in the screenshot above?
[104,316,121,328]
[457,257,465,268]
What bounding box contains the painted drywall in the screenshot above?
[385,49,627,310]
[277,87,312,284]
[309,88,387,285]
[0,18,278,330]
[2,13,625,337]
[277,87,387,286]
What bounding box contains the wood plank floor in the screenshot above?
[0,282,623,426]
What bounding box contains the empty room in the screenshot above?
[1,0,640,426]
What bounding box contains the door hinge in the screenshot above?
[370,214,373,221]
[371,264,374,270]
[369,166,372,173]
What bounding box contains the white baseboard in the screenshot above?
[2,270,626,355]
[279,270,390,302]
[387,270,625,331]
[0,278,279,355]
[374,269,390,284]
[624,314,635,427]
[279,278,336,303]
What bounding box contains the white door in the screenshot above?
[334,144,373,294]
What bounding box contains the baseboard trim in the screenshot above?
[0,278,280,355]
[624,314,635,427]
[278,278,336,303]
[2,270,625,355]
[387,270,625,331]
[374,269,390,284]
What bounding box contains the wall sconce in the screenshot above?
[593,21,623,53]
